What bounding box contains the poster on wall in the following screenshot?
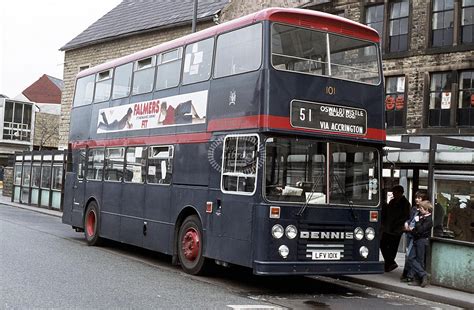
[441,92,451,109]
[96,90,208,133]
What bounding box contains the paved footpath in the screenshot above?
[1,193,472,309]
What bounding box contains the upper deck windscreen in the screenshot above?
[271,23,381,85]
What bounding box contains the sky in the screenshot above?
[0,0,122,98]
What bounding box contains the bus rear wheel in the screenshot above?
[84,202,102,246]
[177,215,207,275]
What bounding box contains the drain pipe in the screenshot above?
[192,0,198,33]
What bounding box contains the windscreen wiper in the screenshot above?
[297,174,323,216]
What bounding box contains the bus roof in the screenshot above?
[77,7,380,79]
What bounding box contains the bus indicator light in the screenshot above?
[270,206,280,219]
[370,211,378,222]
[206,202,213,213]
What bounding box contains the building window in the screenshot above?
[385,76,406,128]
[3,100,33,141]
[365,4,385,55]
[431,0,455,47]
[429,72,454,127]
[389,0,409,52]
[462,0,474,44]
[457,70,474,126]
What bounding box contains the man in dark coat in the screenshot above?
[381,185,411,272]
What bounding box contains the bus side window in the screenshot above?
[104,147,125,182]
[132,56,156,95]
[94,69,113,103]
[182,38,214,85]
[77,149,86,180]
[156,48,182,90]
[214,23,262,78]
[124,146,146,183]
[112,62,133,99]
[73,75,95,107]
[147,146,173,185]
[221,135,258,195]
[86,148,104,181]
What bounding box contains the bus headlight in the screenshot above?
[271,224,284,239]
[354,227,364,240]
[359,246,369,259]
[278,245,289,258]
[285,225,297,239]
[365,227,375,241]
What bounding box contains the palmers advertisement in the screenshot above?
[97,90,208,133]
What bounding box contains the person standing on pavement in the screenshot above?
[401,189,429,282]
[381,185,411,272]
[406,200,433,287]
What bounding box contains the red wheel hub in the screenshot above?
[86,211,96,237]
[181,228,200,261]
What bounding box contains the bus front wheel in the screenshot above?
[177,215,207,275]
[84,201,102,246]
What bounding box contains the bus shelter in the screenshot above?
[384,136,474,293]
[13,150,66,210]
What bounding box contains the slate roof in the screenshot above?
[61,0,230,51]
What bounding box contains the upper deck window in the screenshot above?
[156,48,182,90]
[132,56,156,95]
[214,23,262,78]
[112,63,133,99]
[271,24,381,85]
[73,75,95,107]
[182,38,214,85]
[94,69,113,103]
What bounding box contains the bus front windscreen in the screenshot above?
[265,137,380,206]
[271,23,381,85]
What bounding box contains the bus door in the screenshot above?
[212,134,259,266]
[71,150,86,228]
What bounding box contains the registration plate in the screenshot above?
[311,251,341,260]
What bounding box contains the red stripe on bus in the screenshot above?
[207,115,386,141]
[71,115,385,149]
[71,132,212,149]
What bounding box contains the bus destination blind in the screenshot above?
[291,100,367,135]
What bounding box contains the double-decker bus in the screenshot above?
[63,7,385,275]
